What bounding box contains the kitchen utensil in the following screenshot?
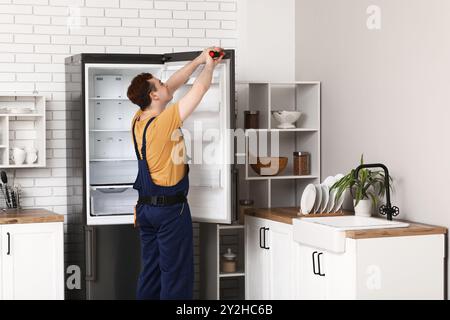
[25,147,38,164]
[221,248,237,273]
[300,183,316,214]
[319,184,329,213]
[11,189,16,208]
[250,156,288,176]
[0,171,7,184]
[271,110,302,129]
[244,111,259,129]
[12,147,26,165]
[311,183,322,213]
[323,175,337,188]
[293,151,310,175]
[332,173,346,212]
[326,189,336,213]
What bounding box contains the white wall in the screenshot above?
[0,0,237,299]
[296,0,450,292]
[236,0,295,82]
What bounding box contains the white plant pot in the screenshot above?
[353,199,372,217]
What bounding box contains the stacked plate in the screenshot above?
[300,174,346,214]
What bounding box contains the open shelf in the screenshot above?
[237,81,321,208]
[0,94,46,169]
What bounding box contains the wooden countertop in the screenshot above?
[245,207,447,239]
[0,208,64,225]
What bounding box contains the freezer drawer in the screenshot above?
[90,186,137,216]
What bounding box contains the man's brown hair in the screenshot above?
[127,73,156,110]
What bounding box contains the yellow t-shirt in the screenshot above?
[132,102,187,187]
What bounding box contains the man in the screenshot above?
[127,47,224,299]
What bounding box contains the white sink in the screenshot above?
[292,216,410,253]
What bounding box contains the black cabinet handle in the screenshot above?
[259,227,264,249]
[7,232,11,255]
[318,252,325,276]
[312,251,319,275]
[263,227,270,249]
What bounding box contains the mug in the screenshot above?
[25,147,38,164]
[12,147,26,165]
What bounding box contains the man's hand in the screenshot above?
[197,46,225,66]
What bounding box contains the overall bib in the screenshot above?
[132,117,194,300]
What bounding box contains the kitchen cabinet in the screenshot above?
[0,94,46,169]
[296,234,445,300]
[245,215,294,300]
[0,210,64,300]
[245,208,447,300]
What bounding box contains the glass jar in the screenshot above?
[293,151,310,175]
[222,248,237,273]
[244,111,259,129]
[239,199,254,225]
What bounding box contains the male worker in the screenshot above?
[127,47,224,299]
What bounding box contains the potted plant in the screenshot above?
[330,155,392,216]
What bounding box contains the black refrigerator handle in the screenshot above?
[85,226,96,281]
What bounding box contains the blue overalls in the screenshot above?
[132,117,194,300]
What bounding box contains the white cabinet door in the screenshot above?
[245,216,268,299]
[1,222,64,300]
[265,220,294,299]
[354,235,445,299]
[297,244,327,299]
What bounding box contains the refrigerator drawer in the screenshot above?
[94,75,124,99]
[90,187,137,216]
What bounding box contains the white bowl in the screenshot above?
[271,110,302,129]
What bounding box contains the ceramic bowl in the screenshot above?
[271,110,302,129]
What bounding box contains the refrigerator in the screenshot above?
[64,51,236,299]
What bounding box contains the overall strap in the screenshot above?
[131,119,140,160]
[132,117,155,160]
[141,117,155,160]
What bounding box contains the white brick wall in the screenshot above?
[0,0,237,300]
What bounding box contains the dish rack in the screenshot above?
[297,210,352,218]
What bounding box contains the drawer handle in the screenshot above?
[7,232,11,255]
[312,251,319,275]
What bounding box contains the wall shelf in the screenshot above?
[0,95,46,169]
[236,81,321,208]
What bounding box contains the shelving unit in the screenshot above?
[200,223,245,300]
[236,81,321,208]
[0,94,46,169]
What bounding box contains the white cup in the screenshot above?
[12,147,26,165]
[25,147,38,164]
